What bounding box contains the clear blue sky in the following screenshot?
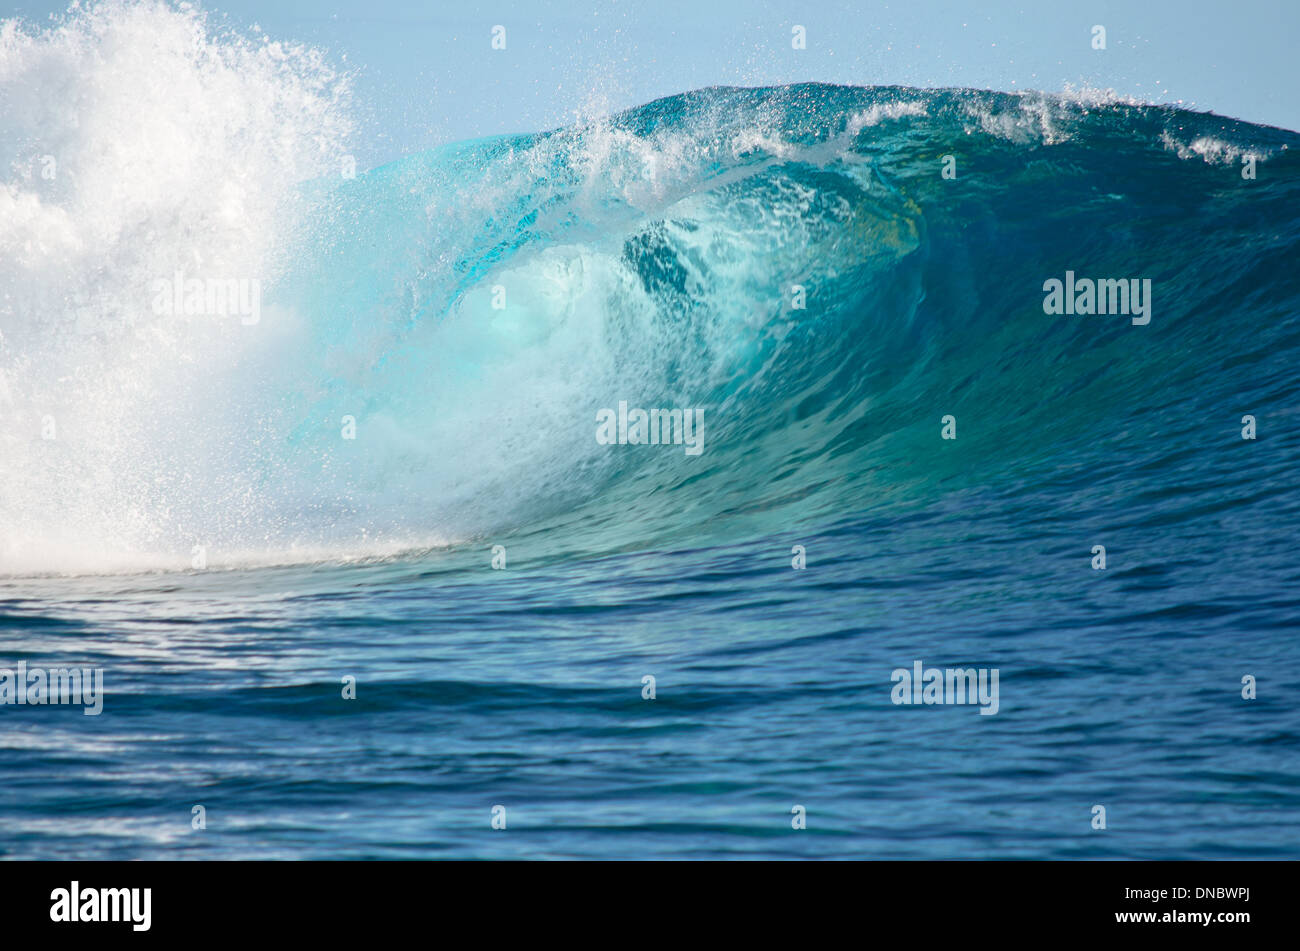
[7,0,1298,167]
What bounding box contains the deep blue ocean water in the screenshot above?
[3,83,1299,858]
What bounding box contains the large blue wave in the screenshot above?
[4,81,1299,572]
[272,84,1300,560]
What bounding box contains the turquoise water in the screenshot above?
[3,85,1299,858]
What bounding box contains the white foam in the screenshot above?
[1159,131,1268,165]
[845,100,928,135]
[0,0,353,575]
